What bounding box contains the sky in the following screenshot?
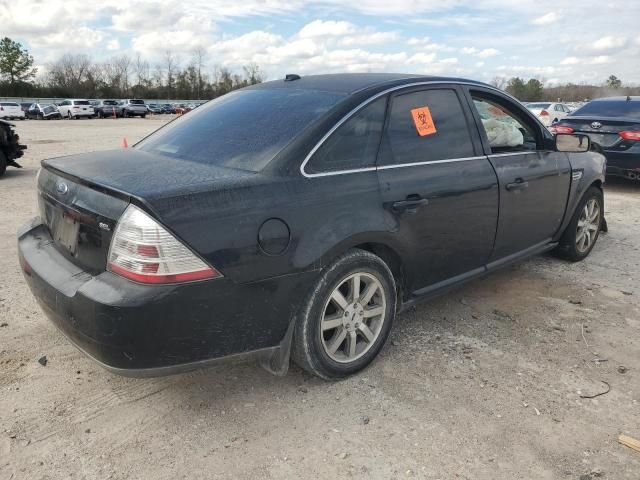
[2,0,640,86]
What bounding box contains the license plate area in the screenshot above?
[55,214,80,254]
[587,133,618,147]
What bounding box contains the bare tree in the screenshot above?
[163,50,178,99]
[242,63,264,85]
[192,47,207,99]
[489,76,507,90]
[134,53,150,88]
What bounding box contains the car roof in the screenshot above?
[591,96,640,102]
[247,73,489,95]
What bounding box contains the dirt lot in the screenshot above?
[1,117,639,480]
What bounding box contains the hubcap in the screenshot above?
[576,198,600,254]
[320,272,386,363]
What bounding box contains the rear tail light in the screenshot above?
[540,110,549,117]
[619,130,640,141]
[108,204,221,284]
[551,125,574,135]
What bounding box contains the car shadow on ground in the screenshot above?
[604,176,640,193]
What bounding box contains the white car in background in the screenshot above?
[57,99,95,119]
[0,102,26,120]
[526,102,571,126]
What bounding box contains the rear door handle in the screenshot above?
[392,195,429,212]
[505,178,529,191]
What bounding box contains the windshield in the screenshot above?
[137,88,346,172]
[572,100,640,119]
[130,99,145,105]
[527,103,550,109]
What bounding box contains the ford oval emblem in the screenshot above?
[56,182,69,195]
[591,121,602,129]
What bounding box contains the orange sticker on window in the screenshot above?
[411,106,437,136]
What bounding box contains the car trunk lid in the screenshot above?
[560,116,640,148]
[39,149,256,272]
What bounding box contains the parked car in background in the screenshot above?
[121,99,147,118]
[18,74,606,380]
[20,102,32,114]
[526,102,571,126]
[94,100,123,118]
[0,102,26,120]
[554,96,640,181]
[26,103,61,120]
[161,104,175,114]
[146,104,163,114]
[0,119,26,176]
[174,103,192,114]
[57,99,95,119]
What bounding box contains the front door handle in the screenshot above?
[505,178,529,191]
[392,195,429,213]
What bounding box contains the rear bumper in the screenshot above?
[18,217,315,376]
[602,147,640,178]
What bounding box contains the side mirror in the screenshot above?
[556,134,590,153]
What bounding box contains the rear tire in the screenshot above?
[0,151,7,177]
[554,186,604,262]
[292,249,397,380]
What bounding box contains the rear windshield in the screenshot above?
[527,103,551,109]
[74,100,90,105]
[103,100,119,105]
[572,100,640,119]
[137,88,346,172]
[43,106,56,113]
[0,102,19,107]
[130,99,145,105]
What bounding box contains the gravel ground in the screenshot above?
[1,117,639,480]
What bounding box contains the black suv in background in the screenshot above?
[556,96,640,181]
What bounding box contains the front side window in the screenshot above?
[379,88,474,165]
[471,94,538,153]
[305,97,386,174]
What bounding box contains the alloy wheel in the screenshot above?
[576,198,600,253]
[320,272,386,363]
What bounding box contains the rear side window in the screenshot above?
[137,88,346,172]
[572,100,640,119]
[527,103,551,109]
[305,97,386,174]
[379,89,474,166]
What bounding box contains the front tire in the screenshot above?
[554,186,603,261]
[292,249,397,379]
[0,151,7,177]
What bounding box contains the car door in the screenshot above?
[463,87,571,262]
[376,85,499,294]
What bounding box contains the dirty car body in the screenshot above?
[18,74,606,378]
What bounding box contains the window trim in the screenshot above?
[300,80,524,178]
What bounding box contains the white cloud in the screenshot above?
[29,27,103,51]
[591,36,627,51]
[531,12,562,25]
[475,61,485,67]
[107,39,121,51]
[476,48,500,58]
[298,20,356,38]
[407,52,437,64]
[560,57,579,65]
[590,55,610,64]
[133,30,211,57]
[461,47,478,55]
[407,37,455,51]
[339,31,399,46]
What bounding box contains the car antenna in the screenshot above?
[284,74,301,81]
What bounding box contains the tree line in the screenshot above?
[2,36,639,102]
[0,37,263,99]
[491,75,640,102]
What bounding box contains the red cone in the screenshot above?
[123,137,128,148]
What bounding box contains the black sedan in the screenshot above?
[18,74,606,380]
[554,96,640,181]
